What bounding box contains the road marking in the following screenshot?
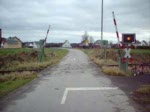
[61,87,118,104]
[61,88,69,104]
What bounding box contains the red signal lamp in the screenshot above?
[127,37,131,41]
[122,34,136,44]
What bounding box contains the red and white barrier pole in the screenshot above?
[112,11,121,46]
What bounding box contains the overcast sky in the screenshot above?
[0,0,150,43]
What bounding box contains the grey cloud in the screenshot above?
[0,0,150,42]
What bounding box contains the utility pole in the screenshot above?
[101,0,106,59]
[101,0,103,41]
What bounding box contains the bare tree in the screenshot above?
[89,36,94,43]
[82,31,89,41]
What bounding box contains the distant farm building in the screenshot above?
[3,37,22,48]
[62,40,72,48]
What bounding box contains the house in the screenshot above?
[24,41,40,48]
[23,42,31,48]
[94,40,110,48]
[141,40,149,46]
[3,36,22,48]
[94,40,102,46]
[33,42,40,48]
[79,31,90,48]
[133,40,141,47]
[45,43,63,48]
[28,42,34,48]
[71,43,79,48]
[62,40,72,48]
[79,39,90,48]
[94,40,103,48]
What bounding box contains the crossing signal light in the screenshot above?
[122,34,135,44]
[127,37,131,41]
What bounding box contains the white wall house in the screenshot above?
[25,42,40,48]
[62,40,72,48]
[33,42,40,48]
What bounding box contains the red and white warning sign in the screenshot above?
[122,44,134,63]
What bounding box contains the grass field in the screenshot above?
[0,72,37,97]
[131,49,150,54]
[0,48,33,56]
[0,48,68,97]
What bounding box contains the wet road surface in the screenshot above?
[0,49,143,112]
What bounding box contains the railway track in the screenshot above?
[0,69,43,74]
[105,63,150,75]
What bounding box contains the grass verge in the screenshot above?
[101,66,128,76]
[0,48,68,97]
[0,72,37,97]
[133,85,150,112]
[81,49,128,76]
[82,48,150,76]
[136,85,150,94]
[0,48,33,56]
[0,48,68,71]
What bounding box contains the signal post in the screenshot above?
[119,33,136,72]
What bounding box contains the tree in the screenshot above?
[82,31,89,41]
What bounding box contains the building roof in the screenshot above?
[80,39,90,45]
[135,40,141,44]
[62,40,71,48]
[142,40,148,45]
[5,37,22,44]
[63,40,69,44]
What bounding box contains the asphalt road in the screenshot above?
[0,49,143,112]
